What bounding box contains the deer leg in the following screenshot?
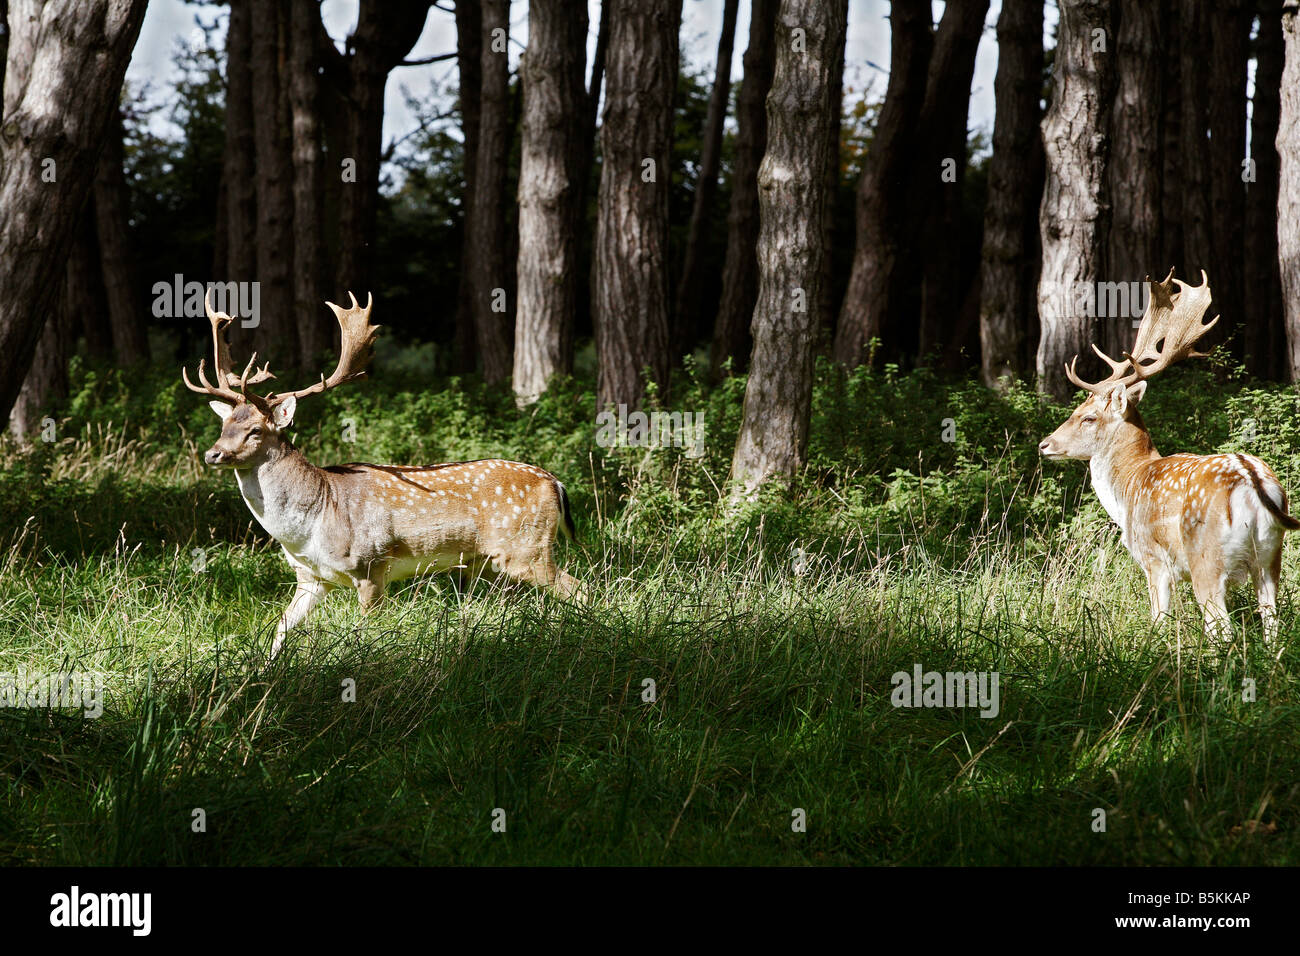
[1254,548,1283,644]
[272,573,331,658]
[1190,567,1231,642]
[357,563,388,612]
[1144,565,1174,624]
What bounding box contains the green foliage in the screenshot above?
[4,353,1300,864]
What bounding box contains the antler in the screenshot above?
[182,291,275,411]
[268,292,380,405]
[1064,269,1219,396]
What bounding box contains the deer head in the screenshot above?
[1039,269,1217,462]
[184,290,380,468]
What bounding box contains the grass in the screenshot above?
[1,354,1299,865]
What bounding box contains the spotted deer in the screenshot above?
[1038,270,1299,642]
[185,292,585,657]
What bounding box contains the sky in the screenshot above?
[125,2,1055,157]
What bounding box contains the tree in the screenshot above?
[673,0,739,351]
[468,0,514,386]
[452,0,483,374]
[833,0,932,369]
[730,0,848,495]
[979,0,1043,388]
[1245,0,1285,380]
[1103,0,1162,359]
[1279,1,1300,379]
[1206,0,1251,357]
[513,0,589,405]
[709,0,778,378]
[249,0,298,363]
[593,0,682,411]
[1035,0,1115,401]
[914,0,989,362]
[94,107,149,365]
[0,0,148,425]
[219,0,259,356]
[289,0,330,364]
[1178,0,1212,282]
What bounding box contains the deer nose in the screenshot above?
[1038,439,1052,455]
[205,448,225,465]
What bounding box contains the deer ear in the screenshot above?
[1125,380,1148,406]
[209,401,235,421]
[1105,382,1128,413]
[271,395,297,429]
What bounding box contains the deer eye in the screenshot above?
[248,426,262,436]
[1081,416,1097,424]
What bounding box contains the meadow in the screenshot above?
[2,348,1299,865]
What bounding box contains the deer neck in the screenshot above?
[1088,420,1160,539]
[231,440,329,549]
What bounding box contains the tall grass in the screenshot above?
[1,354,1298,864]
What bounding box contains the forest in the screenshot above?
[1,0,1299,871]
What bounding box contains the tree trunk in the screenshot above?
[1245,0,1285,380]
[915,0,990,363]
[334,1,433,301]
[453,0,482,374]
[1158,0,1183,276]
[1279,2,1300,379]
[730,0,847,495]
[249,0,298,364]
[9,288,73,442]
[1103,0,1162,359]
[593,0,682,411]
[1179,0,1212,279]
[979,0,1044,388]
[222,0,259,356]
[709,0,778,378]
[673,0,739,351]
[1206,0,1251,357]
[1035,0,1115,401]
[95,106,149,364]
[832,0,932,368]
[0,0,148,424]
[468,0,514,385]
[513,0,587,405]
[287,0,330,366]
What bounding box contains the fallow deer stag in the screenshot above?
[1039,269,1299,643]
[185,291,585,658]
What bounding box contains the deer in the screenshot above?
[184,291,585,658]
[1038,269,1299,644]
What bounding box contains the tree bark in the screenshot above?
[288,0,330,366]
[513,0,587,405]
[1158,0,1183,276]
[466,0,514,385]
[1206,0,1251,357]
[221,0,259,356]
[333,1,433,302]
[1035,0,1115,401]
[1179,0,1212,279]
[730,0,847,495]
[832,0,932,368]
[0,0,147,424]
[1279,1,1300,379]
[95,106,149,364]
[249,0,298,364]
[1102,0,1162,359]
[979,0,1044,388]
[593,0,682,411]
[1245,0,1285,380]
[914,0,990,363]
[673,0,739,351]
[452,0,482,374]
[709,0,778,378]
